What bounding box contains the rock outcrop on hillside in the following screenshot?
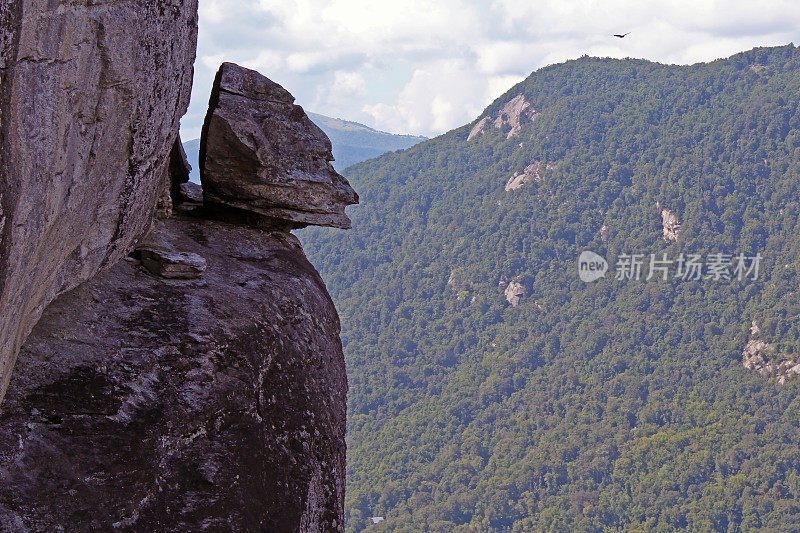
[468,94,538,141]
[504,281,525,307]
[505,161,556,191]
[742,323,800,385]
[658,204,681,242]
[201,63,359,229]
[0,0,199,401]
[0,213,347,531]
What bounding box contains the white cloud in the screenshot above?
[200,54,226,71]
[311,70,368,118]
[364,59,497,134]
[180,0,800,141]
[332,71,367,97]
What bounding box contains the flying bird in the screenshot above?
[613,32,630,38]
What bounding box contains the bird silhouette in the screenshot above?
[613,32,630,38]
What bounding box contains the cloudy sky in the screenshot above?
[181,0,800,140]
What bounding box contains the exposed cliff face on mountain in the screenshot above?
[468,94,537,140]
[0,0,199,401]
[0,5,352,530]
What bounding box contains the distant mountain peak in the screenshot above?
[307,112,427,171]
[308,112,426,140]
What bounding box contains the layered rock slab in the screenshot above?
[0,0,199,402]
[200,62,358,229]
[0,214,347,532]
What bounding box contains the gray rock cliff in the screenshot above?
[0,0,199,401]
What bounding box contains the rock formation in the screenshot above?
[0,8,352,530]
[505,161,548,191]
[658,204,681,242]
[600,224,610,243]
[742,326,800,384]
[201,63,359,229]
[138,247,207,279]
[505,281,525,307]
[468,94,538,141]
[0,0,199,402]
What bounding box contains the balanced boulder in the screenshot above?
[200,62,358,229]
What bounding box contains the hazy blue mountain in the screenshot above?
[183,138,201,182]
[308,112,427,171]
[183,113,425,182]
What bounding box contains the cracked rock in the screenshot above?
[139,248,207,279]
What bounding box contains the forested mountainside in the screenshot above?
[300,45,800,532]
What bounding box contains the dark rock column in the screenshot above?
[0,216,348,532]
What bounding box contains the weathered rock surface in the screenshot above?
[0,0,199,402]
[742,332,800,384]
[505,281,525,307]
[178,181,205,206]
[201,63,358,230]
[138,247,207,280]
[505,161,552,191]
[658,203,681,242]
[468,94,538,141]
[0,214,347,532]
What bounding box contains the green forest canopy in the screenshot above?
[301,45,800,532]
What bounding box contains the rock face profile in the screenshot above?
[0,0,199,401]
[201,62,359,229]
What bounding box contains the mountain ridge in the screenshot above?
[301,44,800,532]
